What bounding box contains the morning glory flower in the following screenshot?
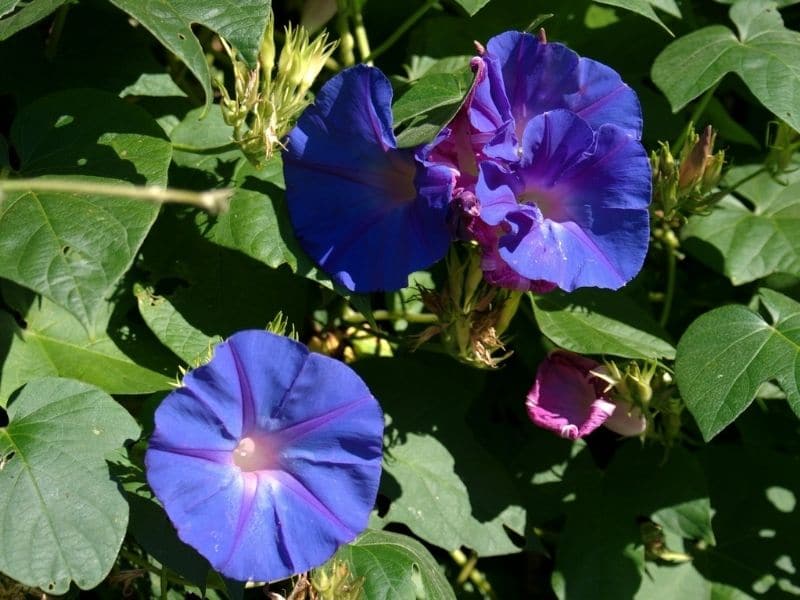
[145,330,384,582]
[475,110,651,291]
[283,65,454,292]
[430,31,651,292]
[527,350,646,440]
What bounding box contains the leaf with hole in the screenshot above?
[0,377,140,593]
[675,288,800,441]
[107,0,271,111]
[0,89,171,333]
[330,529,456,600]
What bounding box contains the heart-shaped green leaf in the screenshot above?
[0,377,140,593]
[108,0,271,111]
[652,0,800,132]
[675,288,800,440]
[682,166,800,285]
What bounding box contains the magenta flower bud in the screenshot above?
[526,350,645,440]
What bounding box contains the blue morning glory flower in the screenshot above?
[145,330,384,582]
[283,65,454,292]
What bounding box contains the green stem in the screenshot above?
[171,141,240,154]
[0,178,233,214]
[352,8,372,63]
[450,549,496,599]
[336,5,356,66]
[44,3,70,60]
[160,565,169,600]
[364,0,438,63]
[659,230,678,328]
[673,82,719,151]
[719,165,767,195]
[343,309,438,324]
[119,550,222,591]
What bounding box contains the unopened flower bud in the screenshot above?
[678,125,716,192]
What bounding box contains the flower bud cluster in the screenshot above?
[217,13,338,167]
[651,125,725,221]
[417,245,517,368]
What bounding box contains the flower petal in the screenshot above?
[284,65,453,291]
[480,31,642,141]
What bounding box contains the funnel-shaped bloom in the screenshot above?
[431,31,650,292]
[476,110,650,291]
[145,330,384,582]
[526,350,645,439]
[284,65,454,292]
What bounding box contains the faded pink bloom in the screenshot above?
[526,350,645,439]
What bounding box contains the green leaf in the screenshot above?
[675,288,800,441]
[119,73,187,98]
[594,0,680,34]
[448,0,492,16]
[703,97,760,149]
[652,0,800,132]
[170,106,240,176]
[531,289,676,359]
[0,1,20,19]
[107,0,271,111]
[137,205,313,343]
[356,356,526,556]
[392,69,473,125]
[0,282,173,405]
[682,168,800,285]
[0,89,171,333]
[0,0,67,41]
[0,377,140,593]
[694,444,800,597]
[330,529,456,600]
[134,283,221,366]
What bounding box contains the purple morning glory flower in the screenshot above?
[526,350,646,440]
[475,110,651,291]
[145,330,384,582]
[434,31,651,292]
[283,65,454,292]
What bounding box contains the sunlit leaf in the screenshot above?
[675,288,800,440]
[652,0,800,131]
[330,529,456,600]
[531,289,676,360]
[0,89,171,333]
